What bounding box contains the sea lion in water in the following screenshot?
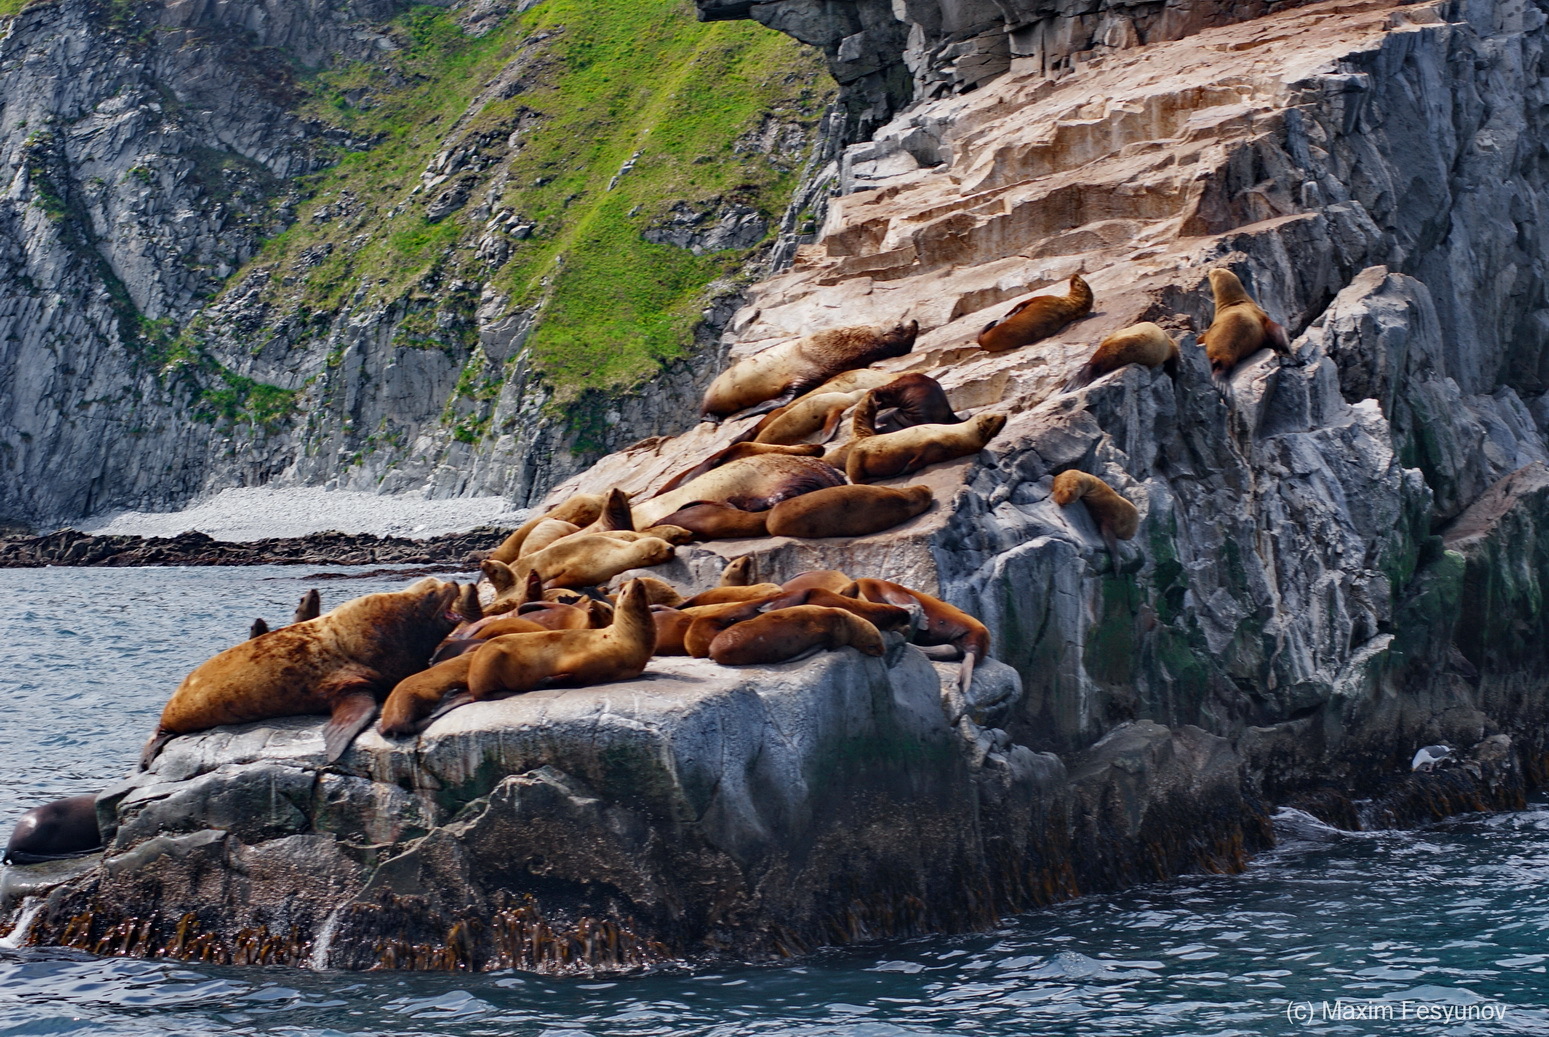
[488,494,606,564]
[701,321,919,420]
[636,454,847,528]
[1052,470,1139,564]
[852,578,990,693]
[977,274,1093,353]
[377,578,656,736]
[845,394,1007,483]
[752,392,861,445]
[1064,322,1180,392]
[654,442,825,497]
[4,794,103,865]
[871,373,960,432]
[708,606,886,666]
[1201,268,1292,382]
[142,577,463,767]
[766,484,934,539]
[653,501,770,541]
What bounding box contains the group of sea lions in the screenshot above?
[4,264,1289,868]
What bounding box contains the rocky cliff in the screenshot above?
[6,0,1549,974]
[0,0,832,527]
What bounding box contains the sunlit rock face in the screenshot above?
[7,0,1549,971]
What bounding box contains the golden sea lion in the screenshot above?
[708,606,885,666]
[680,583,784,609]
[654,442,824,497]
[977,274,1093,353]
[766,484,934,539]
[756,586,914,635]
[519,518,582,558]
[488,494,605,564]
[518,533,676,590]
[636,453,847,528]
[576,487,634,534]
[654,501,770,541]
[845,394,1007,483]
[852,578,990,692]
[1201,268,1292,381]
[616,576,685,608]
[701,321,919,420]
[871,373,960,432]
[1064,322,1179,392]
[378,579,656,736]
[1052,470,1140,567]
[142,577,463,767]
[752,392,861,445]
[780,570,855,595]
[807,368,901,398]
[481,560,544,615]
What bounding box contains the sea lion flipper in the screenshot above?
[424,689,477,726]
[139,729,175,771]
[916,644,962,660]
[1264,316,1291,354]
[956,649,978,695]
[322,692,379,762]
[1063,362,1097,394]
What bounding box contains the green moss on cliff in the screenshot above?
[247,0,830,419]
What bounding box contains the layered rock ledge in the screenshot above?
[0,526,511,568]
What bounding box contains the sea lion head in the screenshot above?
[635,536,677,568]
[972,411,1008,445]
[1208,268,1251,307]
[481,558,517,594]
[879,319,920,357]
[1051,470,1087,505]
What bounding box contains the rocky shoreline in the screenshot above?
[0,527,514,569]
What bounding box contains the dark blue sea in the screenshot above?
[1,567,1545,1036]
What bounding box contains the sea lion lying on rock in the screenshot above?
[870,373,961,432]
[845,394,1007,483]
[751,392,861,445]
[1064,321,1179,391]
[378,578,656,736]
[1052,470,1140,564]
[701,321,919,420]
[654,501,770,541]
[977,274,1093,353]
[636,453,847,528]
[654,442,824,497]
[1201,268,1291,382]
[765,484,934,539]
[708,605,886,666]
[852,578,990,693]
[141,577,463,767]
[488,494,607,564]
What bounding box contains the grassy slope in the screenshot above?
[253,0,831,407]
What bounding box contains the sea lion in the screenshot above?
[708,606,886,666]
[616,576,685,607]
[845,394,1007,483]
[720,556,755,586]
[1052,469,1140,567]
[248,589,323,640]
[4,794,103,865]
[431,614,548,663]
[378,578,657,736]
[576,487,634,534]
[519,600,609,629]
[1064,322,1179,391]
[757,586,914,635]
[652,606,694,656]
[481,561,544,615]
[654,442,824,497]
[517,533,676,590]
[654,501,770,541]
[1201,268,1292,381]
[752,392,861,445]
[977,274,1093,353]
[142,577,463,766]
[680,583,785,609]
[780,570,856,595]
[871,373,961,432]
[518,518,583,558]
[701,321,919,420]
[249,618,270,639]
[807,368,901,398]
[636,454,847,528]
[683,598,773,658]
[488,494,606,564]
[766,484,934,539]
[852,578,990,692]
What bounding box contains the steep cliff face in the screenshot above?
[0,0,831,527]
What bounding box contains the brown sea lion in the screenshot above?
[680,583,785,609]
[701,321,920,420]
[1201,268,1292,382]
[766,484,934,539]
[654,501,770,541]
[431,614,549,663]
[846,394,1007,483]
[756,586,914,635]
[576,487,634,534]
[780,570,856,595]
[143,577,463,767]
[518,518,583,558]
[4,794,102,865]
[652,606,694,656]
[249,618,270,639]
[720,556,755,587]
[871,373,961,432]
[616,576,685,607]
[1064,322,1179,392]
[708,606,886,666]
[1052,470,1140,561]
[654,442,824,498]
[378,579,656,736]
[636,454,847,528]
[853,578,990,692]
[977,274,1093,353]
[518,599,608,630]
[247,588,324,641]
[517,533,676,590]
[488,494,606,564]
[481,561,544,615]
[807,368,901,398]
[752,392,861,445]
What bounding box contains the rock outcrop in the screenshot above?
[7,0,1549,973]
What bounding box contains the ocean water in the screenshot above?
[1,567,1546,1037]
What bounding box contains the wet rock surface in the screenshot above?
[0,527,510,568]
